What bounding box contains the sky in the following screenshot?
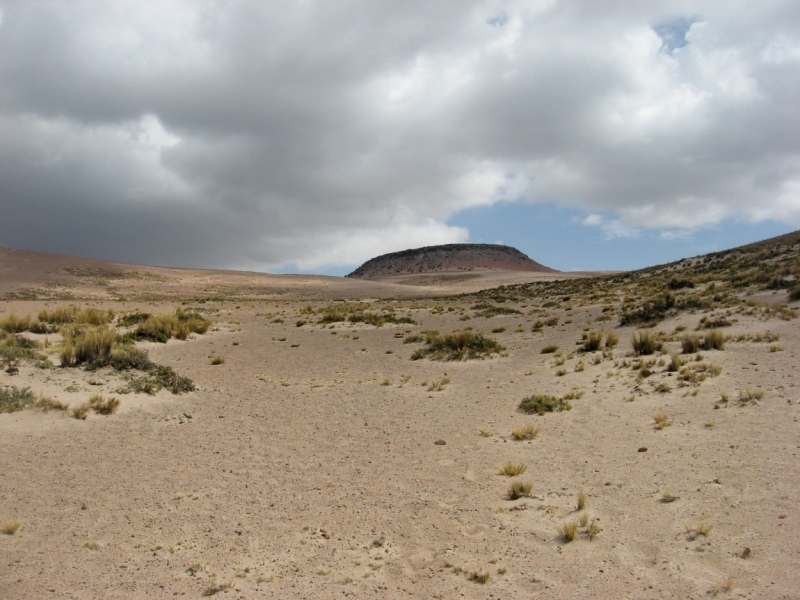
[0,1,799,276]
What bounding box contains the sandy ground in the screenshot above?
[1,257,799,599]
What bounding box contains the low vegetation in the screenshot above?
[497,462,527,476]
[511,423,540,440]
[518,394,573,415]
[507,481,532,500]
[409,330,504,361]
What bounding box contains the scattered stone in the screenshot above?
[434,439,446,445]
[638,447,648,452]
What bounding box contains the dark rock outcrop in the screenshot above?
[347,243,556,278]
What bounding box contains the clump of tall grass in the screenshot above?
[130,309,210,343]
[88,394,120,415]
[703,329,726,351]
[681,334,701,354]
[38,306,114,327]
[581,331,603,352]
[410,331,504,361]
[631,330,660,355]
[0,314,32,333]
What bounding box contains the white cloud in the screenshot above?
[582,214,603,226]
[0,0,798,271]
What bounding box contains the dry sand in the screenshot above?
[1,250,799,599]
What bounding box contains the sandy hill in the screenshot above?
[0,246,576,302]
[346,243,556,278]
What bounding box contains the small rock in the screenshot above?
[638,447,648,452]
[183,413,192,419]
[740,547,751,559]
[434,439,446,445]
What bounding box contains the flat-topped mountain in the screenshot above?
[346,243,557,278]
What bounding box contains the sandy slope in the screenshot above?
[1,257,799,599]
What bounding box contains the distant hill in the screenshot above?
[346,243,557,278]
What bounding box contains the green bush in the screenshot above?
[410,331,504,361]
[518,394,572,415]
[0,386,36,413]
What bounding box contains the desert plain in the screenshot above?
[1,241,799,599]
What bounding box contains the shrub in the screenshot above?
[410,331,504,361]
[118,312,150,326]
[130,309,211,342]
[126,365,195,395]
[0,386,36,413]
[106,345,153,371]
[518,394,571,415]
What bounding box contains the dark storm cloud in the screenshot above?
[0,1,798,270]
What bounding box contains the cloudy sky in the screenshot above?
[1,1,798,274]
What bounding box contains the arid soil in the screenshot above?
[1,250,799,600]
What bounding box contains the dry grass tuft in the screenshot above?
[631,330,659,355]
[88,394,120,415]
[468,571,490,584]
[478,427,493,437]
[427,375,451,391]
[577,491,587,511]
[511,424,540,440]
[209,356,225,365]
[70,403,90,420]
[738,389,764,405]
[540,344,559,354]
[497,462,527,476]
[34,396,69,412]
[507,481,532,500]
[2,520,20,535]
[659,490,680,503]
[653,412,672,430]
[557,520,578,542]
